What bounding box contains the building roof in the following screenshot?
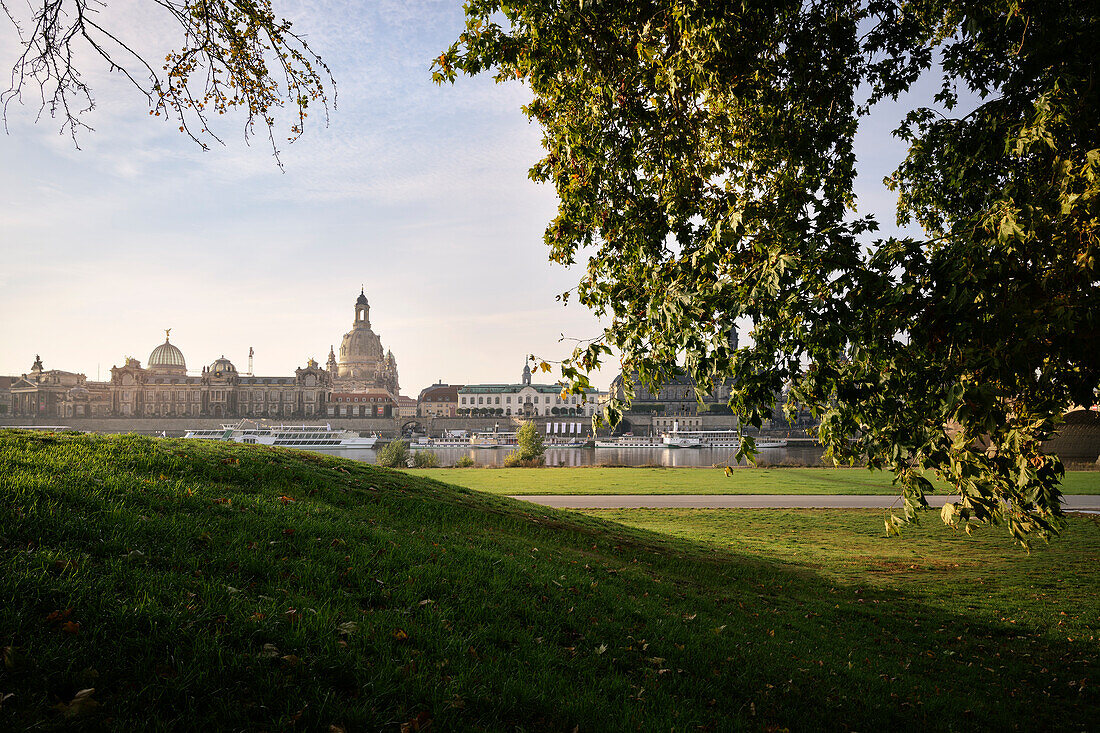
[149,339,186,369]
[459,383,598,395]
[418,383,460,401]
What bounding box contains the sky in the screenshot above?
[0,0,929,395]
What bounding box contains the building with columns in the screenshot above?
[457,364,604,418]
[106,332,330,419]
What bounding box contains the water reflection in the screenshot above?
[329,445,827,468]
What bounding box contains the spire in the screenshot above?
[522,362,532,386]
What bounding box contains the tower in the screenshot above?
[522,363,532,386]
[728,323,739,352]
[355,287,370,328]
[326,345,337,374]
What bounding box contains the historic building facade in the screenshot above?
[417,382,461,417]
[8,356,111,418]
[107,332,330,419]
[323,289,402,418]
[457,364,604,418]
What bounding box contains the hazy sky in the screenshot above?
[1,0,927,395]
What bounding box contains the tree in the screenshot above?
[504,420,545,466]
[1,0,333,165]
[436,0,1099,545]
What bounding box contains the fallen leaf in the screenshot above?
[400,711,432,732]
[2,646,16,670]
[61,621,81,635]
[55,688,98,718]
[259,643,280,659]
[595,643,608,655]
[337,621,359,636]
[392,628,409,642]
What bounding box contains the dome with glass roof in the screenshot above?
[149,330,186,374]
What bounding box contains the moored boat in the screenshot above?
[183,423,377,450]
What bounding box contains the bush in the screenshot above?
[503,452,545,468]
[375,439,410,468]
[411,450,439,468]
[454,455,476,468]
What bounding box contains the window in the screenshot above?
[495,396,500,404]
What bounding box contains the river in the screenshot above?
[327,444,828,467]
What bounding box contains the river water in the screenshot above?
[329,444,828,468]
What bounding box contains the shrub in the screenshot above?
[375,439,410,468]
[503,451,544,468]
[411,450,439,468]
[455,455,476,468]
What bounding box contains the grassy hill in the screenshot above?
[1,430,1096,730]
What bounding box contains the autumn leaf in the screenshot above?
[55,688,98,718]
[2,646,16,670]
[400,711,432,732]
[337,621,359,636]
[259,643,280,659]
[61,621,81,635]
[392,628,409,642]
[278,495,296,504]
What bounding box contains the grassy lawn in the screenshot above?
[1,430,1097,730]
[408,465,1100,495]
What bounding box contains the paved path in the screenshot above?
[511,494,1100,511]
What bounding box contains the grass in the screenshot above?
[0,429,1097,730]
[408,465,1100,495]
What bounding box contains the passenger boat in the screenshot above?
[408,436,472,449]
[469,431,518,449]
[594,435,664,448]
[659,429,788,449]
[183,423,378,450]
[754,437,788,449]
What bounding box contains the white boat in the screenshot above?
[595,435,664,448]
[658,429,788,449]
[662,430,703,448]
[183,423,378,450]
[469,431,518,449]
[754,438,788,449]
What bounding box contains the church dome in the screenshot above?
[149,334,186,373]
[208,356,236,375]
[339,328,384,364]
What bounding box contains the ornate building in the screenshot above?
[457,364,603,418]
[107,331,330,419]
[8,355,110,418]
[323,288,401,417]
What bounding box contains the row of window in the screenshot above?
[459,394,582,406]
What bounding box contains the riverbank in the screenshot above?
[407,466,1100,495]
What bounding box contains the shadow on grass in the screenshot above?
[0,430,1095,731]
